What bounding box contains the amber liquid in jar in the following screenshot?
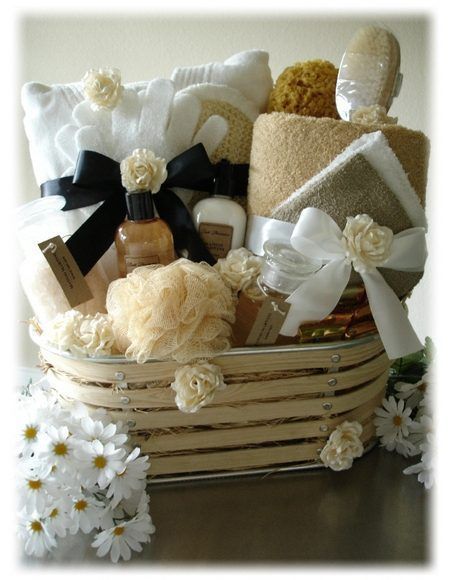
[115,217,176,276]
[115,191,176,277]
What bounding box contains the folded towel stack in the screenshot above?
[247,113,430,220]
[247,114,430,298]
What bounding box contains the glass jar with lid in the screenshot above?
[231,240,322,347]
[16,196,109,328]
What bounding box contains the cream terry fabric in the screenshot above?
[249,122,429,298]
[272,151,423,297]
[273,131,427,229]
[247,113,430,219]
[21,50,273,186]
[171,49,273,113]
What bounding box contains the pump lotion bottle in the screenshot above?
[192,160,247,260]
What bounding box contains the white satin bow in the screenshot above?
[280,207,427,359]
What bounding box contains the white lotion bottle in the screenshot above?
[192,160,247,260]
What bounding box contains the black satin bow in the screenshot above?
[40,144,229,275]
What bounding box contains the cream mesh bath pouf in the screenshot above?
[106,259,236,364]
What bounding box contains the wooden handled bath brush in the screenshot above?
[336,25,402,121]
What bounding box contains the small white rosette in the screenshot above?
[170,363,227,413]
[320,420,364,471]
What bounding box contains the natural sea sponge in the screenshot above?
[268,60,339,118]
[106,259,236,364]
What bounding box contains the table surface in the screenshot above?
[24,445,429,567]
[143,446,429,565]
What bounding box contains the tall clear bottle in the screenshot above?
[114,190,176,277]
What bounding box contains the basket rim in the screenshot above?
[30,326,381,364]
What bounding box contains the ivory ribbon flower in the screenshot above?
[214,247,263,292]
[279,207,427,359]
[320,421,364,471]
[82,67,123,111]
[120,148,168,194]
[171,363,226,413]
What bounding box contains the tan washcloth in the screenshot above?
[272,152,422,297]
[247,112,430,219]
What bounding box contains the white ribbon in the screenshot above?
[277,207,427,360]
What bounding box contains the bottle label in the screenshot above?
[245,298,291,346]
[38,235,93,308]
[125,254,160,273]
[198,222,233,259]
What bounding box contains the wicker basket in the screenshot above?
[33,330,389,481]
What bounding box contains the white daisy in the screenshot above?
[106,448,149,508]
[395,377,427,410]
[18,461,57,514]
[68,401,109,422]
[91,513,156,563]
[417,383,433,419]
[17,414,40,458]
[17,388,63,458]
[136,490,150,517]
[18,509,57,557]
[408,414,433,455]
[38,425,78,472]
[68,493,104,534]
[374,396,414,456]
[43,496,73,538]
[78,416,128,448]
[403,434,434,489]
[74,440,126,489]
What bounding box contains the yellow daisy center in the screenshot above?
[49,508,59,519]
[30,520,43,533]
[74,499,88,512]
[53,442,68,456]
[27,479,42,490]
[393,415,403,426]
[24,425,38,441]
[93,455,107,469]
[113,526,125,536]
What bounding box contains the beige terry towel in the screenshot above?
[247,112,430,218]
[272,152,423,297]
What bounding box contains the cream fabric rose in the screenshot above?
[351,104,398,126]
[320,420,364,471]
[43,309,84,352]
[342,214,393,274]
[120,148,168,193]
[214,247,263,293]
[43,310,116,357]
[82,67,123,111]
[171,363,226,413]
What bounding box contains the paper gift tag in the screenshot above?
[246,298,291,346]
[38,235,93,307]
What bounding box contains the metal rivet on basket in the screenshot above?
[115,371,126,381]
[319,424,329,432]
[127,420,136,428]
[120,396,130,405]
[327,377,338,387]
[322,402,333,411]
[330,354,341,363]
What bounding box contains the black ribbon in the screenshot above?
[41,144,247,275]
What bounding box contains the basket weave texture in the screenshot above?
[38,334,390,479]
